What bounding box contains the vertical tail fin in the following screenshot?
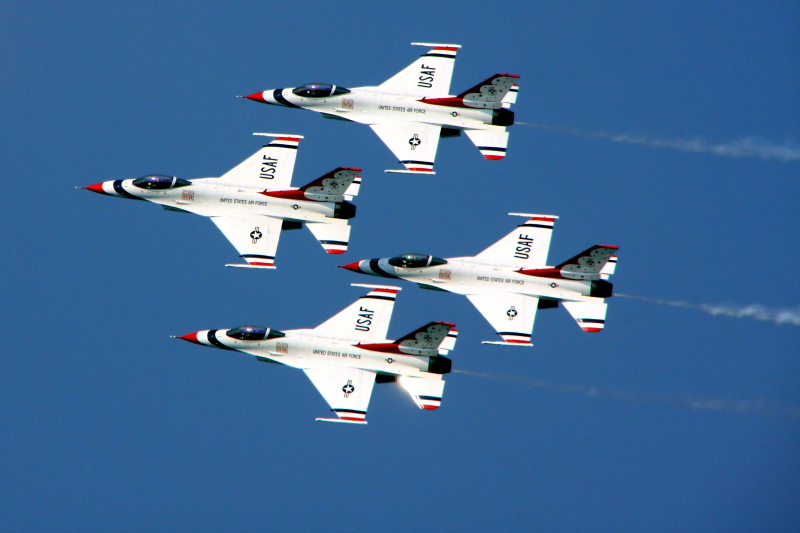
[456,74,520,109]
[555,245,619,280]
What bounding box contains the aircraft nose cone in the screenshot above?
[338,261,364,273]
[243,92,267,103]
[82,182,107,194]
[177,332,202,345]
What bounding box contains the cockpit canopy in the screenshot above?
[132,175,192,190]
[387,254,448,269]
[291,83,351,98]
[225,326,286,342]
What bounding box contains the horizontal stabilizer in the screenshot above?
[225,263,276,269]
[482,340,534,347]
[398,375,446,410]
[562,301,608,332]
[306,221,351,255]
[385,169,437,175]
[315,418,368,425]
[464,129,510,160]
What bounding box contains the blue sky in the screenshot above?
[2,2,799,531]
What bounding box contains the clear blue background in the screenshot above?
[2,2,798,531]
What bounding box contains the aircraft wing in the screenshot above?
[304,367,377,424]
[312,285,400,342]
[370,122,442,174]
[216,134,302,190]
[466,292,540,346]
[211,215,283,268]
[377,43,460,97]
[474,214,558,269]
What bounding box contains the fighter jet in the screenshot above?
[175,284,457,424]
[82,134,361,268]
[243,43,519,174]
[340,214,618,346]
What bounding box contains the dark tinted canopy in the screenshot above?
[387,254,448,269]
[225,326,286,342]
[132,175,192,190]
[291,83,350,98]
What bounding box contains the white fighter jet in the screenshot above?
[175,284,458,424]
[243,43,519,174]
[82,134,362,268]
[340,214,618,346]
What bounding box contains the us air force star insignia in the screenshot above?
[250,227,262,244]
[550,282,558,288]
[451,111,459,117]
[507,306,518,320]
[342,380,355,397]
[292,204,300,210]
[386,357,394,364]
[408,133,421,149]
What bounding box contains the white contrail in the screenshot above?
[616,293,800,327]
[517,122,800,163]
[454,369,800,420]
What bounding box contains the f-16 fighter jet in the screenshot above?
[243,43,519,174]
[340,214,618,346]
[82,134,361,268]
[176,284,457,424]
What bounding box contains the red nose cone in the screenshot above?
[178,332,201,345]
[83,182,107,194]
[244,92,267,103]
[338,261,363,273]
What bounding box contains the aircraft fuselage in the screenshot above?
[85,177,346,224]
[258,86,510,132]
[183,328,446,377]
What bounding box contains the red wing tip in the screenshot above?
[500,73,521,78]
[326,249,347,255]
[422,405,440,410]
[441,322,457,327]
[484,155,505,160]
[582,327,604,333]
[599,244,620,249]
[244,92,266,103]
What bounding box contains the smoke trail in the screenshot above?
[616,293,800,327]
[454,369,800,420]
[517,122,800,163]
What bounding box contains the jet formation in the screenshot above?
[82,43,619,423]
[176,284,457,424]
[244,43,519,174]
[82,134,361,268]
[341,214,618,346]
